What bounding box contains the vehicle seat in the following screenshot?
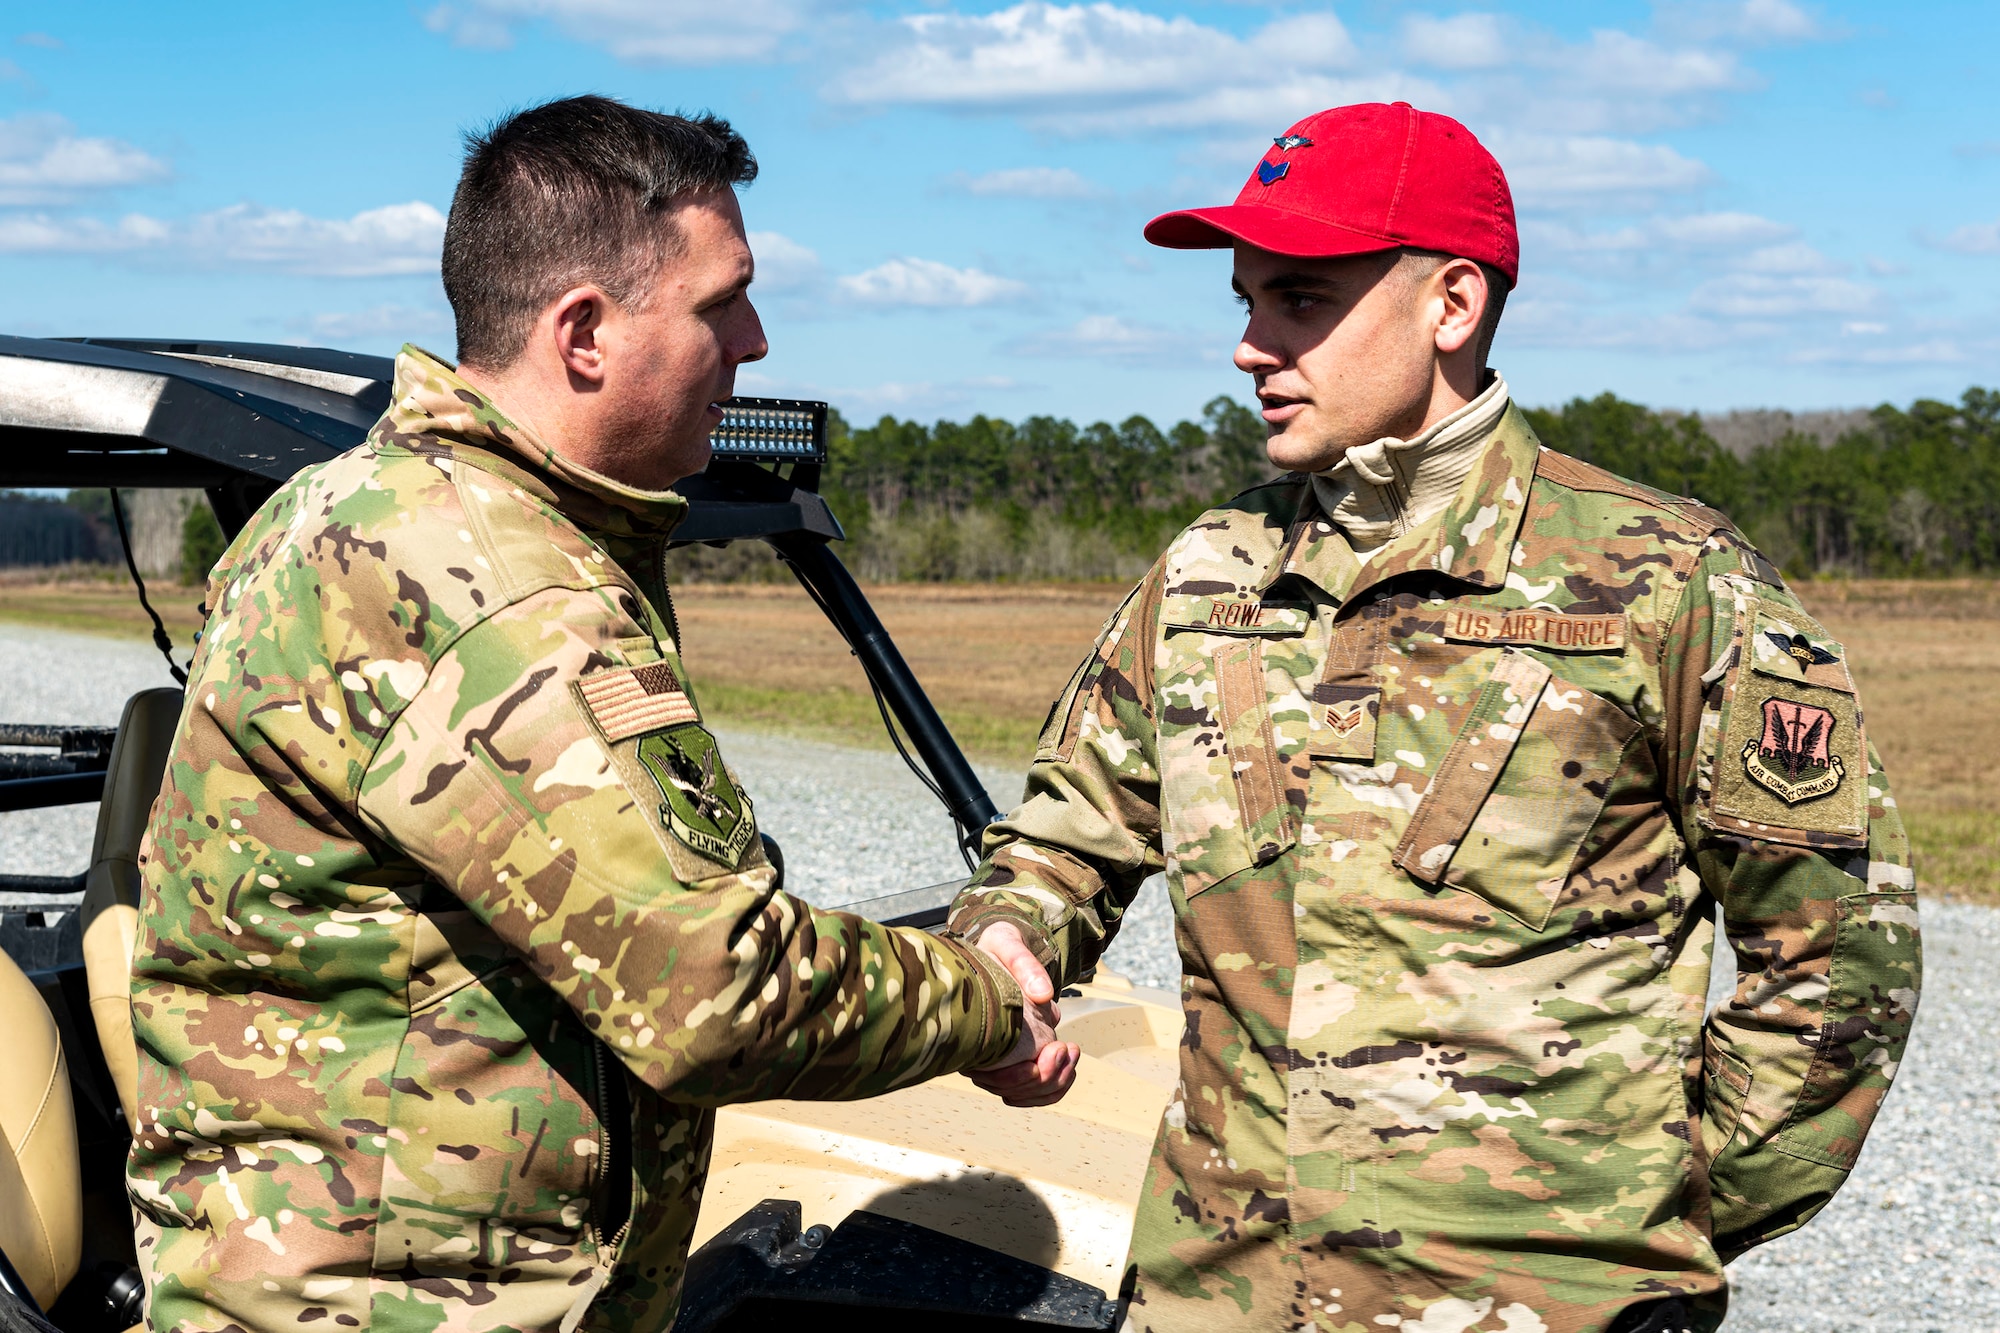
[78,688,183,1133]
[0,948,81,1310]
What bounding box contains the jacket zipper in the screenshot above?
[591,1040,633,1251]
[654,539,682,652]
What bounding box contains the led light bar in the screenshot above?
[708,397,828,463]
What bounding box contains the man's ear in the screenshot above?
[1431,259,1488,358]
[549,285,610,386]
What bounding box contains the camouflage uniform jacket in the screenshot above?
[130,346,1023,1333]
[948,406,1921,1333]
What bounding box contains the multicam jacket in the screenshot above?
[949,406,1921,1333]
[129,347,1023,1333]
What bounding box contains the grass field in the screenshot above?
[2,572,1991,904]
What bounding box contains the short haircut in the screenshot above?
[443,96,758,371]
[1399,248,1511,372]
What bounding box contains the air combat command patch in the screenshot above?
[638,724,755,866]
[1743,696,1845,805]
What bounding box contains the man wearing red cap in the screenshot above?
[950,104,1919,1333]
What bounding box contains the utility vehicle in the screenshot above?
[0,337,1178,1333]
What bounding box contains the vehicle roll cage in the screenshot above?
[0,336,1002,873]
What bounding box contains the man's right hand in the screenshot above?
[969,921,1079,1108]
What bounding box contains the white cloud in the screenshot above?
[16,33,64,50]
[1790,338,1969,367]
[0,212,166,252]
[1402,14,1509,70]
[748,230,822,292]
[1929,218,2000,256]
[955,166,1101,199]
[0,201,445,276]
[737,369,1023,416]
[1006,314,1208,365]
[1528,211,1796,256]
[1688,270,1875,319]
[837,257,1027,307]
[0,112,168,205]
[827,2,1397,136]
[1654,212,1796,247]
[1658,0,1826,43]
[292,303,453,342]
[835,4,1351,107]
[1496,135,1711,203]
[422,0,814,62]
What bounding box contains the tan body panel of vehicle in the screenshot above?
[696,970,1181,1290]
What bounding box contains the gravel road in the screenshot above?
[3,623,1991,1330]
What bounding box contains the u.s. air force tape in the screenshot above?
[1443,609,1627,653]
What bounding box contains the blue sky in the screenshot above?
[2,1,1995,428]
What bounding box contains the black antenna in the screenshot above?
[109,488,189,687]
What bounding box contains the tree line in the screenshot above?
[1523,387,1999,577]
[671,384,2000,583]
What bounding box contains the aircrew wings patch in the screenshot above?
[578,661,699,742]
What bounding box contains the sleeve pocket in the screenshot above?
[1702,1043,1754,1163]
[1773,890,1922,1170]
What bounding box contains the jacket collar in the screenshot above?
[1257,401,1542,607]
[370,345,688,541]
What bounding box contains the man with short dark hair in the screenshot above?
[952,103,1920,1333]
[129,96,1063,1332]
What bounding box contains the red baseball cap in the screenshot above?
[1145,102,1518,286]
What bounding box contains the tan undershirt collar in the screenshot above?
[1309,372,1511,559]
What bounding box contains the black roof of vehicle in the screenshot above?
[0,337,386,491]
[0,336,838,542]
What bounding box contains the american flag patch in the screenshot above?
[578,661,698,742]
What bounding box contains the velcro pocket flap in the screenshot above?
[1394,648,1551,885]
[1707,602,1866,846]
[1214,639,1301,867]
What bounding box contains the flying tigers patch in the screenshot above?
[638,724,754,867]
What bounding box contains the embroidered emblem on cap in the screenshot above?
[578,661,699,742]
[1273,134,1314,150]
[1764,630,1840,670]
[1256,159,1290,186]
[1742,696,1846,805]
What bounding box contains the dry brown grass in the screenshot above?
[1804,581,2000,906]
[0,570,207,639]
[1,572,1989,904]
[671,582,1126,763]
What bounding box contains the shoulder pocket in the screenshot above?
[1705,603,1867,847]
[1395,649,1639,930]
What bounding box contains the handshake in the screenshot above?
[967,922,1081,1108]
